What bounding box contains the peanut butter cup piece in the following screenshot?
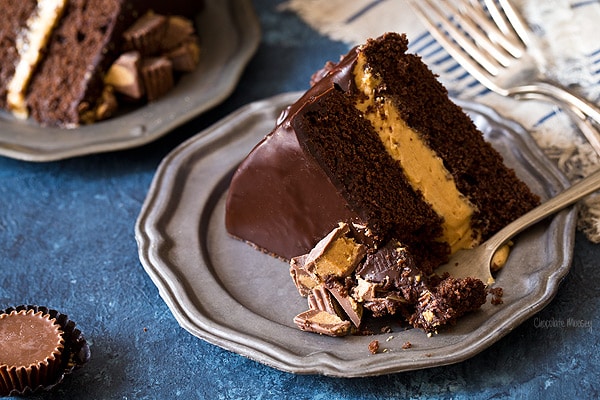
[166,38,201,72]
[302,222,366,280]
[105,51,145,99]
[293,309,351,337]
[141,57,174,101]
[161,16,196,50]
[123,12,168,56]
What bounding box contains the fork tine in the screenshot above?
[497,0,532,46]
[481,0,513,37]
[409,1,501,93]
[443,0,513,67]
[483,0,531,47]
[412,0,501,76]
[464,0,524,58]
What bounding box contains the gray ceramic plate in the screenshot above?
[0,0,260,162]
[136,92,576,377]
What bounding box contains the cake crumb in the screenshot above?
[380,325,392,334]
[368,339,380,354]
[402,341,412,349]
[489,287,504,305]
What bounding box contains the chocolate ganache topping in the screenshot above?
[225,47,372,261]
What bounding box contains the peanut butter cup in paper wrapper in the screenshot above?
[0,305,90,397]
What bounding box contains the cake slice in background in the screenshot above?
[0,0,203,128]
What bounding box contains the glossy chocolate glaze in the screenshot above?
[225,37,445,261]
[227,41,448,263]
[225,89,362,260]
[225,44,391,260]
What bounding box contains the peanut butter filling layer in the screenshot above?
[353,53,479,253]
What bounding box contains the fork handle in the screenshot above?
[512,80,600,128]
[485,168,600,253]
[513,81,600,155]
[520,91,600,155]
[562,102,600,155]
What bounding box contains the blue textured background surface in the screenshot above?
[1,1,599,398]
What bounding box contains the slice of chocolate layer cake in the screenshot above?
[0,0,203,127]
[226,33,540,272]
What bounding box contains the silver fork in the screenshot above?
[435,167,600,285]
[408,0,600,155]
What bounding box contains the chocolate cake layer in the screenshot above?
[25,0,131,126]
